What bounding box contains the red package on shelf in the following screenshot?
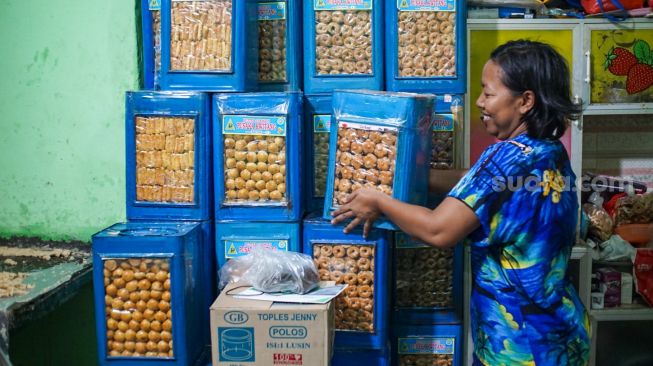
[634,248,653,307]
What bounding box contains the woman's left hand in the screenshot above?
[331,188,386,237]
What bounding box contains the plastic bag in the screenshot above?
[580,0,644,14]
[583,192,614,242]
[218,248,320,294]
[598,235,636,262]
[615,193,653,226]
[633,248,653,306]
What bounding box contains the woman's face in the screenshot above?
[476,60,530,140]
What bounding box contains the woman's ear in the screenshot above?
[519,90,535,114]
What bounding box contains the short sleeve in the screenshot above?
[448,143,515,244]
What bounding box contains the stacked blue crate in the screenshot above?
[385,0,467,93]
[303,215,392,362]
[213,92,303,221]
[125,91,212,221]
[213,92,303,273]
[303,94,332,213]
[323,90,435,230]
[303,0,384,94]
[91,222,207,365]
[256,0,302,91]
[122,90,215,366]
[159,0,258,91]
[140,0,160,89]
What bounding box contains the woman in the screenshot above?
[331,40,590,365]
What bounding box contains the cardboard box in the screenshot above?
[597,267,622,307]
[211,284,334,366]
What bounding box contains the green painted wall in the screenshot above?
[0,0,139,241]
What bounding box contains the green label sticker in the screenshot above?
[313,115,331,133]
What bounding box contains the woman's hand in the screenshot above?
[331,188,387,237]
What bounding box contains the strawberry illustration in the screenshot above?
[604,47,638,76]
[626,63,653,94]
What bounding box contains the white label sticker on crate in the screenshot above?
[223,115,287,136]
[338,120,398,133]
[224,240,289,258]
[398,337,455,354]
[397,0,456,12]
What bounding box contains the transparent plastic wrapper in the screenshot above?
[219,248,319,294]
[398,354,454,366]
[314,9,373,75]
[397,10,456,78]
[223,134,287,203]
[312,243,376,333]
[153,5,161,77]
[598,235,636,262]
[332,124,397,205]
[258,2,287,82]
[135,116,195,203]
[170,0,233,71]
[615,193,653,226]
[396,246,454,308]
[102,257,174,358]
[314,116,330,197]
[583,193,613,242]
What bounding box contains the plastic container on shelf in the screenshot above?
[159,0,258,91]
[385,0,466,93]
[393,324,463,366]
[303,215,392,349]
[303,0,384,94]
[141,0,161,89]
[393,232,463,324]
[256,0,302,91]
[91,221,208,365]
[213,92,303,221]
[304,94,333,213]
[322,90,435,230]
[125,91,212,221]
[215,220,301,268]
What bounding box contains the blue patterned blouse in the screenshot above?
[449,134,590,366]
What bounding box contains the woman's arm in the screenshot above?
[331,189,479,248]
[429,169,468,193]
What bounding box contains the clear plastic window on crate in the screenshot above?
[312,243,375,333]
[170,0,233,72]
[135,116,195,203]
[102,257,174,358]
[314,7,373,76]
[396,246,455,308]
[313,114,331,197]
[332,121,397,206]
[397,8,456,78]
[258,2,288,82]
[398,354,454,366]
[223,134,288,204]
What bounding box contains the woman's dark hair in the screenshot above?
[490,40,581,140]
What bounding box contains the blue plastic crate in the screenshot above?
[385,0,467,93]
[393,232,463,324]
[140,0,160,89]
[91,221,208,365]
[159,0,258,91]
[302,215,392,350]
[303,0,384,94]
[392,324,463,366]
[213,92,303,221]
[125,91,212,221]
[215,220,301,268]
[332,347,391,366]
[322,90,434,230]
[256,0,302,91]
[303,94,332,213]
